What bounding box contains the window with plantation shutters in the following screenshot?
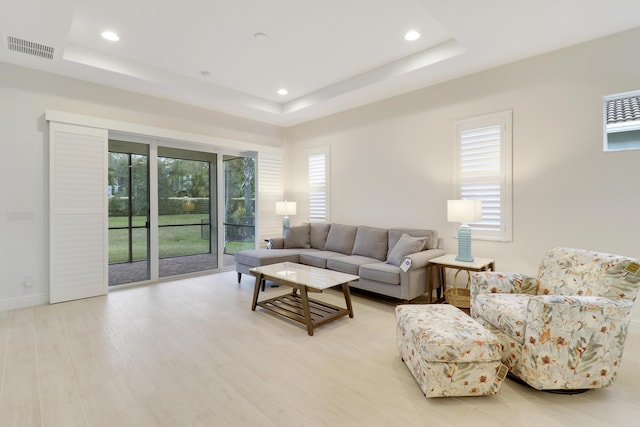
[257,151,284,244]
[452,110,512,241]
[308,146,330,223]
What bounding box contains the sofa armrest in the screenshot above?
[470,272,538,301]
[404,249,446,270]
[267,237,284,249]
[396,249,446,301]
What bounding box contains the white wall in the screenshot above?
[0,62,282,310]
[284,28,640,321]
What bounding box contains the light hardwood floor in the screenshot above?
[1,271,639,427]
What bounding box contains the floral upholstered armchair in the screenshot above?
[470,247,640,391]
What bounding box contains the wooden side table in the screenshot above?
[426,254,495,303]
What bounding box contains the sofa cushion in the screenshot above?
[309,223,331,250]
[234,249,303,267]
[327,255,380,275]
[473,293,531,345]
[284,224,310,249]
[386,233,426,266]
[323,224,358,254]
[388,228,438,255]
[299,251,344,268]
[359,262,400,285]
[352,226,388,261]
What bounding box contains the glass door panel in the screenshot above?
[108,144,150,286]
[223,156,255,267]
[158,148,217,277]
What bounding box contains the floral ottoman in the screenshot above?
[395,304,508,397]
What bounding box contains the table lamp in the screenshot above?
[447,199,482,262]
[275,200,296,235]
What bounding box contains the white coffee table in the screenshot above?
[250,262,358,336]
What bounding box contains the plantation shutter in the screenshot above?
[49,122,108,303]
[308,147,330,223]
[257,151,283,245]
[454,111,512,241]
[460,125,502,232]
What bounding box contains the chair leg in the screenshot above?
[237,272,242,283]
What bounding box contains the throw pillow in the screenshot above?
[309,223,331,249]
[324,224,358,254]
[284,224,311,248]
[386,233,426,266]
[352,226,388,260]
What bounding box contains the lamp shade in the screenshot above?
[275,200,297,216]
[447,199,482,223]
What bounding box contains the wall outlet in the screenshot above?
[23,276,33,287]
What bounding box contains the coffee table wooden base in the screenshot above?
[251,272,354,336]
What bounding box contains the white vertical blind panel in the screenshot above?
[50,123,108,303]
[257,151,283,245]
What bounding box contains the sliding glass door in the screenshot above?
[223,155,255,267]
[158,147,217,277]
[108,141,150,286]
[108,141,249,284]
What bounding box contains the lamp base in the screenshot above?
[282,215,290,236]
[455,254,475,262]
[455,224,474,263]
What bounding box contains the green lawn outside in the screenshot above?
[225,241,255,254]
[109,228,148,263]
[109,213,210,228]
[109,214,254,263]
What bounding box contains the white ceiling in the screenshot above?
[2,0,640,127]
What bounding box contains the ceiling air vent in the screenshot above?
[7,35,55,60]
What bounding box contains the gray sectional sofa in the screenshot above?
[234,223,445,301]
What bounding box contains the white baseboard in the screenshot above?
[0,293,48,312]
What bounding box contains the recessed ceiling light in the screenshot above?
[254,32,267,40]
[404,30,420,41]
[277,88,288,96]
[101,31,120,42]
[200,70,211,78]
